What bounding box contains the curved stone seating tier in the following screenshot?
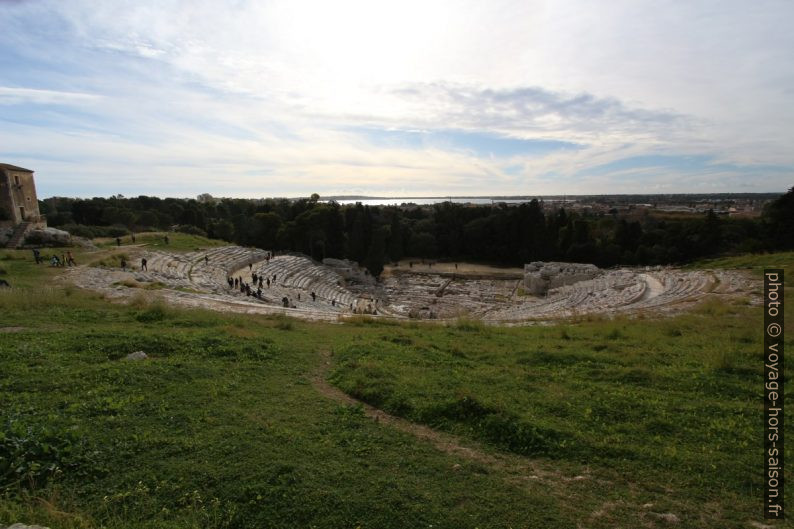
[117,248,749,321]
[480,268,723,322]
[247,254,357,309]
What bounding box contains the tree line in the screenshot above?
[39,188,794,276]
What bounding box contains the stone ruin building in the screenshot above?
[523,261,602,295]
[0,163,48,248]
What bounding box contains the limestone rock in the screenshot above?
[24,227,71,246]
[523,261,601,295]
[0,227,12,246]
[124,351,148,361]
[3,524,52,529]
[651,512,680,524]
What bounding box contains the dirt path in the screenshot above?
[311,350,582,485]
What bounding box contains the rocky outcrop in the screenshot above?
[23,227,72,247]
[323,257,376,285]
[523,261,601,295]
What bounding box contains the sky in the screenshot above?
[0,0,792,198]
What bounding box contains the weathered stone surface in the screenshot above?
[3,524,52,529]
[323,257,375,285]
[24,227,71,246]
[650,512,680,524]
[0,227,12,245]
[523,261,601,295]
[124,350,148,361]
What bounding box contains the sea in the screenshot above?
[328,197,539,206]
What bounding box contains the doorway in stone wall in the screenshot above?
[19,206,25,221]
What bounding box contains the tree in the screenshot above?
[253,212,282,250]
[364,226,387,277]
[764,186,794,250]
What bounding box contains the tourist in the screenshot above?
[258,277,263,289]
[282,296,289,308]
[204,255,209,264]
[311,291,316,302]
[266,278,271,288]
[32,248,41,264]
[272,273,277,282]
[257,287,262,298]
[227,277,233,288]
[141,257,147,271]
[234,277,238,288]
[249,263,253,271]
[120,257,127,271]
[66,251,76,266]
[297,293,300,301]
[252,272,257,283]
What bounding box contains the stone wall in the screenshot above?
[0,166,42,225]
[523,261,602,295]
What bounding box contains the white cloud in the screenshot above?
[0,86,101,105]
[0,0,792,195]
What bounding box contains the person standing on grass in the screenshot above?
[66,251,76,266]
[141,257,147,271]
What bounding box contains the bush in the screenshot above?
[58,224,130,239]
[173,224,207,237]
[135,304,170,323]
[0,420,94,492]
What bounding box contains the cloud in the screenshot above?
[0,86,101,105]
[381,83,690,144]
[0,0,792,197]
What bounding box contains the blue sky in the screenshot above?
[0,0,792,198]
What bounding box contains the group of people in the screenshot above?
[227,266,347,310]
[33,248,76,267]
[227,274,265,300]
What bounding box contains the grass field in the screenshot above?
[94,232,230,253]
[0,239,791,528]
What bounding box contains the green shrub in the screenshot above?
[0,420,96,492]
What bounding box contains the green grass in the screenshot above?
[691,251,794,286]
[95,232,230,253]
[0,248,791,528]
